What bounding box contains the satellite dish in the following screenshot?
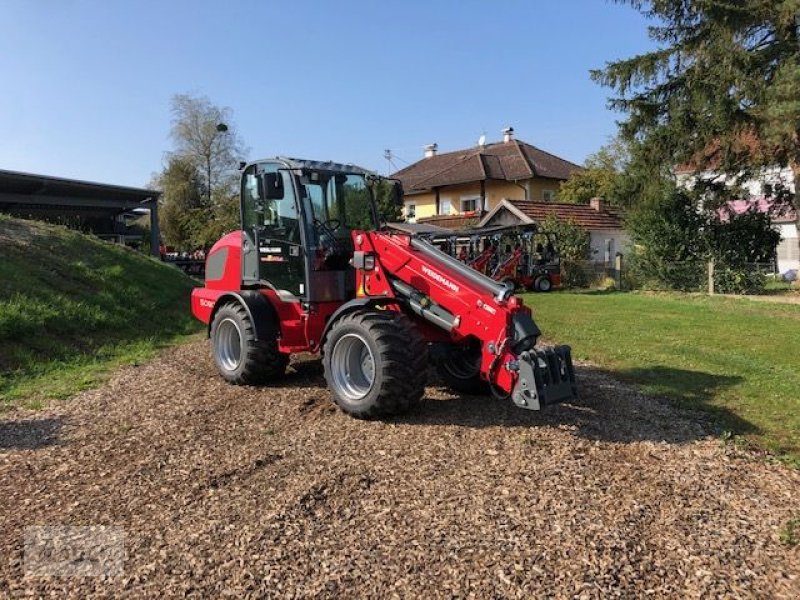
[478,134,486,147]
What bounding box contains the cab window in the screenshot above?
[242,164,300,243]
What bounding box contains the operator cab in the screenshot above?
[240,157,399,303]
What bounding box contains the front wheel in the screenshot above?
[210,303,288,385]
[323,310,428,418]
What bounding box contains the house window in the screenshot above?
[542,189,555,202]
[405,203,416,221]
[439,198,452,215]
[460,196,480,214]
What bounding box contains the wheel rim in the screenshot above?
[539,278,551,291]
[330,333,375,402]
[215,318,243,372]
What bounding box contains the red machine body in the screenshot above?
[190,156,575,417]
[468,244,495,274]
[192,228,537,394]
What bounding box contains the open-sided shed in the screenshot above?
[0,169,160,256]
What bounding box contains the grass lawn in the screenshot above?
[0,216,202,410]
[522,290,800,460]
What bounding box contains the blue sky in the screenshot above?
[0,1,655,187]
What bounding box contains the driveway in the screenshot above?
[1,341,798,598]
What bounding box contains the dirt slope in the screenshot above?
[1,340,798,598]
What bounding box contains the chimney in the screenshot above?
[590,197,603,212]
[424,143,438,158]
[502,126,514,143]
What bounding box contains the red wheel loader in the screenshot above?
[191,157,576,418]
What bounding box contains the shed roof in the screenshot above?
[417,214,481,230]
[478,199,625,231]
[0,169,159,217]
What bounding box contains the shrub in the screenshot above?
[626,185,780,294]
[714,266,766,294]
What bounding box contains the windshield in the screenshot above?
[303,173,376,232]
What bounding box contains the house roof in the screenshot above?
[385,221,454,235]
[417,214,480,230]
[720,197,797,224]
[393,139,582,194]
[479,199,625,231]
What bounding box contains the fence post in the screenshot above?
[615,253,623,290]
[707,258,715,295]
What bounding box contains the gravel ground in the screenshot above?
[1,339,798,598]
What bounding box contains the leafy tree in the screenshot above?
[626,186,708,290]
[626,184,781,292]
[709,207,781,292]
[155,156,204,249]
[592,0,800,257]
[541,214,591,261]
[559,137,631,206]
[373,179,404,224]
[169,93,246,204]
[541,214,592,287]
[187,188,241,249]
[155,94,248,249]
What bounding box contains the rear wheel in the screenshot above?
[436,340,489,395]
[323,310,427,418]
[534,276,552,292]
[210,303,288,385]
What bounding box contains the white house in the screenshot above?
[676,165,799,274]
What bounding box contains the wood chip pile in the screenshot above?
[1,341,798,597]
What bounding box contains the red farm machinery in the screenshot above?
[191,157,576,418]
[421,225,562,292]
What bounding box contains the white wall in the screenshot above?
[777,222,799,273]
[676,166,795,196]
[589,230,631,264]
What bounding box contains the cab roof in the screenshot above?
[253,156,374,175]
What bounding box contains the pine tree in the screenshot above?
[592,0,800,255]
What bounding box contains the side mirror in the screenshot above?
[263,172,284,200]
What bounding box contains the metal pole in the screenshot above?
[149,198,160,258]
[707,258,715,295]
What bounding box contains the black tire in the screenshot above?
[210,302,288,385]
[534,276,552,292]
[322,310,427,418]
[436,341,489,395]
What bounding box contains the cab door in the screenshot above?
[241,162,306,297]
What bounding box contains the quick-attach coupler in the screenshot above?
[510,346,577,411]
